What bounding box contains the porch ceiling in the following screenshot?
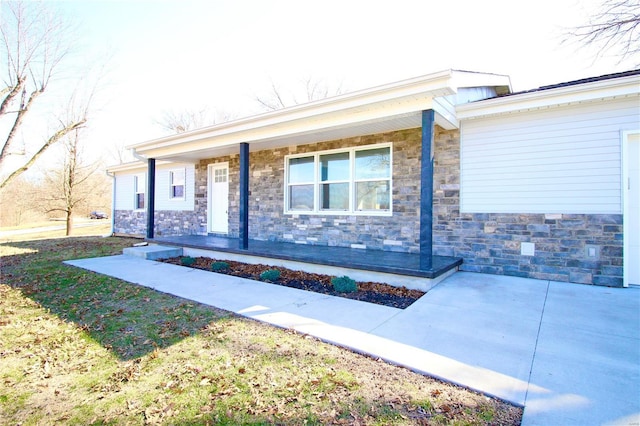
[128,69,511,163]
[145,110,429,163]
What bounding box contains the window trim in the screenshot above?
[134,174,145,211]
[284,143,392,216]
[169,168,186,201]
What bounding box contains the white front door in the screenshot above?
[624,132,639,286]
[208,163,229,234]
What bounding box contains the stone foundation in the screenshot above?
[114,210,202,237]
[433,212,623,286]
[114,211,146,236]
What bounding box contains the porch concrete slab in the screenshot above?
[521,282,640,426]
[122,245,182,260]
[184,246,450,292]
[155,234,461,280]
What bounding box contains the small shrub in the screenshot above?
[331,276,357,293]
[211,261,229,272]
[260,269,281,282]
[180,256,196,266]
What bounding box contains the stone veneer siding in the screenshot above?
[432,128,623,287]
[114,210,201,237]
[195,129,424,252]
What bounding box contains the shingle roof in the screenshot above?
[499,69,640,98]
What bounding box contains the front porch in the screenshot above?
[150,235,462,289]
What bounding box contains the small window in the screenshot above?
[214,167,227,183]
[170,169,185,199]
[134,174,145,210]
[284,143,392,215]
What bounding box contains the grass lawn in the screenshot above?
[0,227,522,425]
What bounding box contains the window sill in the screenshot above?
[284,210,392,217]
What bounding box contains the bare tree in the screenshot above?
[106,139,135,165]
[568,0,640,61]
[156,107,233,134]
[0,1,88,189]
[255,76,345,111]
[40,128,102,235]
[0,175,42,226]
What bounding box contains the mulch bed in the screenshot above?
[161,256,425,309]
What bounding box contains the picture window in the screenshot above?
[285,144,391,215]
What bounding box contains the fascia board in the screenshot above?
[432,97,458,129]
[106,161,146,174]
[106,160,178,174]
[456,75,640,119]
[450,70,512,92]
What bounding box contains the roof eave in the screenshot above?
[456,73,640,119]
[107,159,178,173]
[129,70,457,149]
[129,69,511,160]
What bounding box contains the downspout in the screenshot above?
[105,170,116,236]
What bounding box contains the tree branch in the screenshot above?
[0,88,42,162]
[0,76,25,116]
[0,118,86,190]
[566,0,640,61]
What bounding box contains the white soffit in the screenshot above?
[148,112,425,162]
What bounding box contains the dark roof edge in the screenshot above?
[499,69,640,98]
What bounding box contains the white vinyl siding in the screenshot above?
[154,164,195,211]
[115,174,135,210]
[113,163,195,211]
[460,96,639,214]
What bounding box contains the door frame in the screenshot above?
[207,162,229,234]
[622,130,640,287]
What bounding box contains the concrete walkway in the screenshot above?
[65,255,640,425]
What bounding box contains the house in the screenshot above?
[108,69,640,287]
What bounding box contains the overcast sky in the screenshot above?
[19,0,640,164]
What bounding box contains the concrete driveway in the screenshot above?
[65,255,640,425]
